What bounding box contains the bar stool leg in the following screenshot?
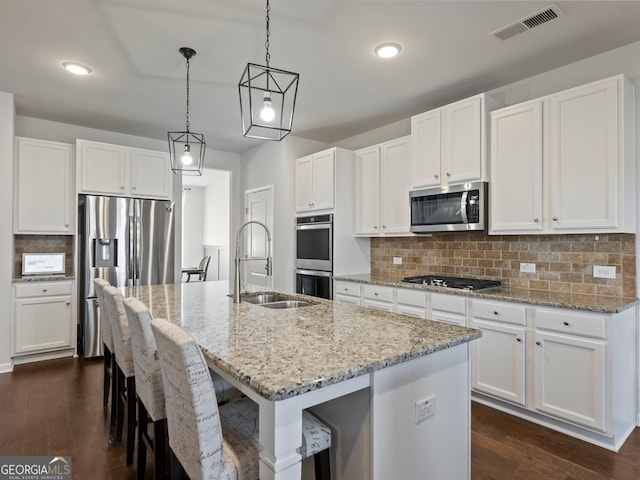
[125,376,136,465]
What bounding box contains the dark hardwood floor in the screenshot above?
[1,357,639,479]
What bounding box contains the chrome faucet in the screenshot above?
[233,220,273,303]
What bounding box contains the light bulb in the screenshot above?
[260,92,275,122]
[181,144,193,166]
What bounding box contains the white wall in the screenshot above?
[203,171,230,246]
[182,186,205,267]
[0,92,15,372]
[242,135,328,292]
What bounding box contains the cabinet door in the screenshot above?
[77,140,128,196]
[490,101,543,233]
[534,331,606,431]
[311,149,335,211]
[380,137,411,235]
[471,319,526,405]
[443,96,482,184]
[362,298,394,312]
[354,146,381,235]
[14,296,73,354]
[15,138,73,234]
[396,304,426,319]
[295,155,314,212]
[130,148,172,199]
[411,109,441,188]
[547,78,619,231]
[335,294,361,306]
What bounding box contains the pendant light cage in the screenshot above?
[168,47,205,176]
[238,0,300,141]
[239,63,299,141]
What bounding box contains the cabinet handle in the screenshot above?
[493,311,499,316]
[434,174,439,179]
[374,292,379,296]
[533,218,539,223]
[382,225,387,229]
[374,226,378,229]
[132,186,137,190]
[120,186,125,190]
[65,223,70,227]
[563,321,570,326]
[66,302,71,306]
[42,288,48,293]
[516,338,522,342]
[446,172,451,177]
[536,341,541,346]
[553,217,558,221]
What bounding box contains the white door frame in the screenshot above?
[243,185,275,290]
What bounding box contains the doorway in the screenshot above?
[182,169,231,281]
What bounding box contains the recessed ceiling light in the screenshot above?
[62,62,92,76]
[375,43,401,59]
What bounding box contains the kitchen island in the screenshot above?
[124,280,481,480]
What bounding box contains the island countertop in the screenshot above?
[334,274,638,314]
[124,281,481,401]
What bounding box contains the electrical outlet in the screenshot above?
[520,263,536,273]
[415,395,436,424]
[393,257,403,265]
[593,265,616,279]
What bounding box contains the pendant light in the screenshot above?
[168,47,205,176]
[238,0,300,141]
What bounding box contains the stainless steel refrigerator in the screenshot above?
[79,195,175,358]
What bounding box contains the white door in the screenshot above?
[311,149,335,211]
[380,136,411,235]
[294,155,313,213]
[354,146,381,235]
[443,95,482,184]
[244,186,274,292]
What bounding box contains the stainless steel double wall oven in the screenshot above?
[295,214,333,299]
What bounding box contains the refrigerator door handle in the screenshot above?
[128,214,135,282]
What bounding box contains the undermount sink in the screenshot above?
[238,291,316,309]
[240,292,290,304]
[259,300,314,309]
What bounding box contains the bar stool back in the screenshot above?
[93,278,116,424]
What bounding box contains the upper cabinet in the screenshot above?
[295,148,335,213]
[77,139,172,200]
[411,94,499,189]
[490,75,635,234]
[14,137,74,234]
[355,136,412,236]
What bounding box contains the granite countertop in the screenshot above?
[13,275,75,283]
[124,281,481,401]
[334,274,638,314]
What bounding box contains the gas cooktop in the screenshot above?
[401,275,501,291]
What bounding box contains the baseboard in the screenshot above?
[0,362,14,374]
[12,349,74,366]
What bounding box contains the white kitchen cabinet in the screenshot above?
[14,137,74,234]
[533,308,607,432]
[13,281,76,361]
[471,300,527,406]
[361,284,394,312]
[355,136,411,236]
[429,292,466,326]
[77,139,172,200]
[490,75,634,234]
[295,148,335,213]
[395,288,427,319]
[334,280,361,306]
[411,94,498,189]
[490,101,544,232]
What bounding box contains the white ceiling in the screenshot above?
[1,1,639,153]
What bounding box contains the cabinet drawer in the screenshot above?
[362,299,394,312]
[335,294,360,306]
[363,284,394,303]
[335,281,361,298]
[396,288,427,308]
[396,304,426,319]
[15,281,72,298]
[535,309,606,339]
[430,311,465,327]
[431,293,466,315]
[473,300,526,326]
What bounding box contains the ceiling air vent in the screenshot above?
[490,4,564,41]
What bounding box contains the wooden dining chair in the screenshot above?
[93,278,116,426]
[150,317,333,480]
[102,285,137,466]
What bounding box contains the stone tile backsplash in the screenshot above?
[14,235,74,277]
[371,233,636,298]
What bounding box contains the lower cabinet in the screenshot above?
[470,300,527,406]
[533,308,608,432]
[361,284,394,312]
[429,293,466,326]
[334,281,361,306]
[13,281,76,362]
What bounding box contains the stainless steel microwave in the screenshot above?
[410,182,488,233]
